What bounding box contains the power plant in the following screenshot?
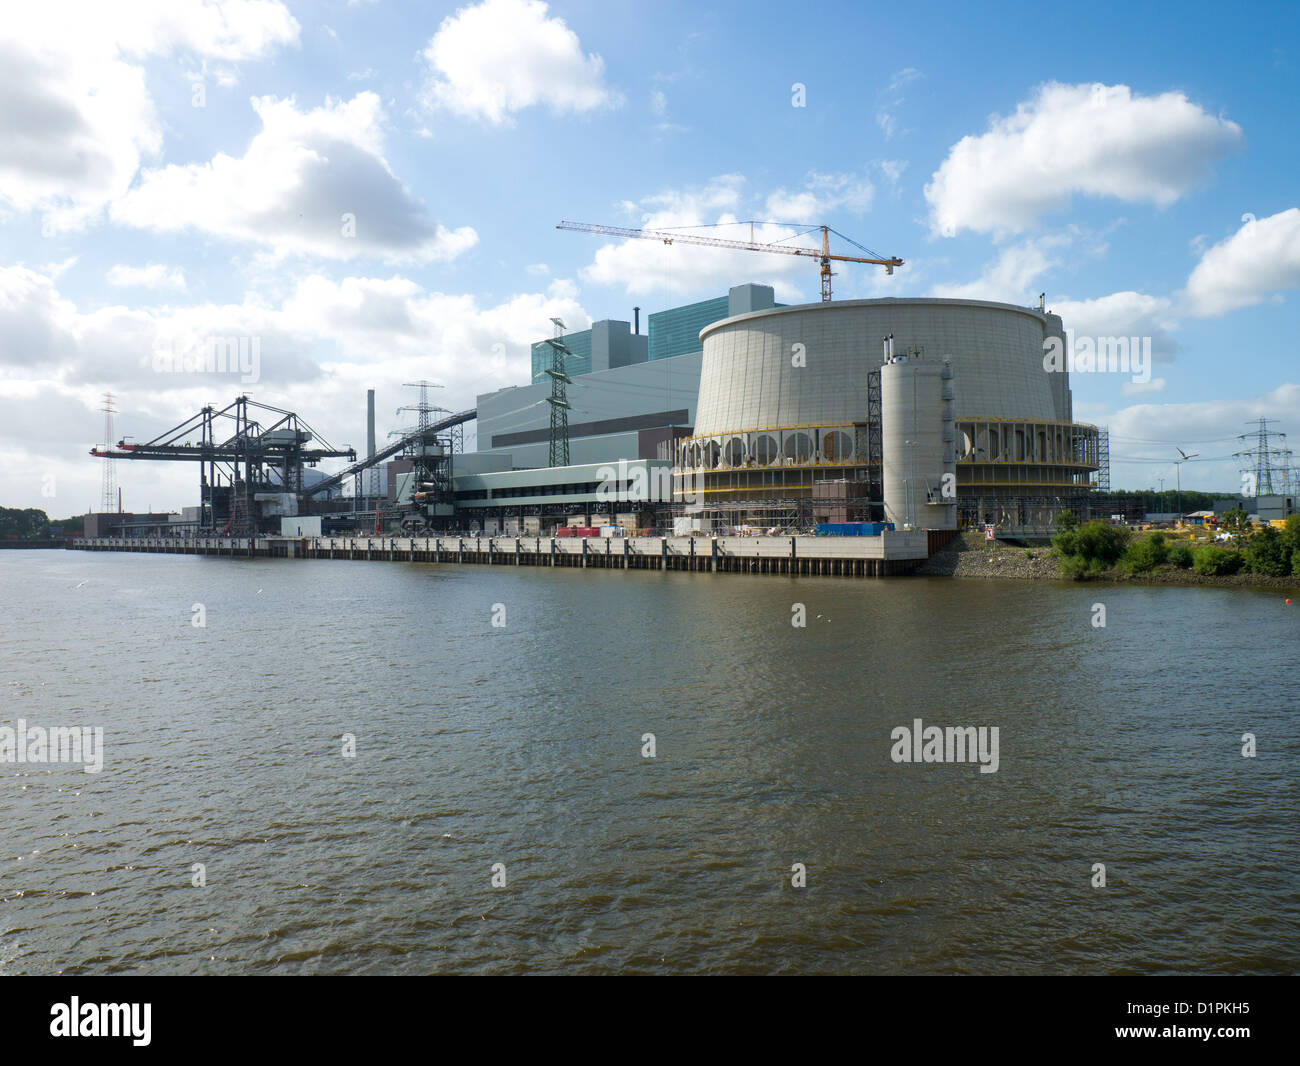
[84,213,1103,545]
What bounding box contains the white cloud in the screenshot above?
[111,93,478,264]
[1050,291,1180,362]
[1183,207,1300,316]
[0,264,591,508]
[879,160,908,188]
[0,265,80,369]
[578,173,886,300]
[925,82,1244,237]
[421,0,622,125]
[764,172,874,222]
[1,262,584,412]
[876,67,921,142]
[1087,384,1300,492]
[929,233,1073,303]
[1121,378,1167,396]
[106,263,188,292]
[577,177,798,300]
[0,1,299,231]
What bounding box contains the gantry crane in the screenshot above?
[557,220,903,301]
[90,396,355,533]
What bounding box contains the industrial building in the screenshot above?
[676,297,1099,534]
[91,286,1104,541]
[481,284,778,471]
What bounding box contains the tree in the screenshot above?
[1220,507,1251,549]
[0,507,50,538]
[1055,509,1079,532]
[1281,514,1300,554]
[1246,525,1291,576]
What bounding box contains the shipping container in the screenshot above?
[814,521,896,537]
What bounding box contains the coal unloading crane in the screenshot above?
[302,407,475,530]
[90,396,355,534]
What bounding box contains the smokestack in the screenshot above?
[366,389,376,459]
[633,306,640,335]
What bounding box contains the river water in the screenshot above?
[1,549,1297,974]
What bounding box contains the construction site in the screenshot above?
[79,219,1187,555]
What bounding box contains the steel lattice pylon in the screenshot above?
[545,318,572,467]
[99,393,117,513]
[1234,418,1291,497]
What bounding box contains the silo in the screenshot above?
[881,354,956,530]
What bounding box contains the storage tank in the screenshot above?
[881,354,956,530]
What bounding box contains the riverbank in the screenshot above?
[918,531,1300,591]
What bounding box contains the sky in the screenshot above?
[2,0,1298,515]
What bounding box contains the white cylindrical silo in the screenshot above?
[881,355,956,530]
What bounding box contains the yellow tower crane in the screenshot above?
[557,220,903,301]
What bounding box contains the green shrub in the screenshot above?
[1055,509,1079,532]
[1052,519,1130,578]
[1166,543,1194,568]
[1283,514,1300,554]
[1059,554,1092,581]
[1071,520,1130,566]
[1122,531,1167,573]
[1052,528,1078,556]
[1193,545,1243,576]
[1246,525,1291,576]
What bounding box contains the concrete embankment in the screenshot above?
[71,531,933,578]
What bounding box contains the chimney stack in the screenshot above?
[633,306,640,335]
[366,389,376,460]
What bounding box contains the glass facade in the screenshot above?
[648,296,730,363]
[528,293,753,382]
[531,330,592,383]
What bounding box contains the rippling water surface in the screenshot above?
[1,549,1297,974]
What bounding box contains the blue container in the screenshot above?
[814,521,895,537]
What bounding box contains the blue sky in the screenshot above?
[2,0,1299,512]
